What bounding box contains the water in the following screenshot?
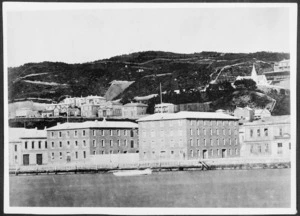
[9,169,290,207]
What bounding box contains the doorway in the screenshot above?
[23,154,29,165]
[36,154,43,165]
[222,149,227,158]
[202,150,208,159]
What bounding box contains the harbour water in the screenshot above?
[9,168,290,207]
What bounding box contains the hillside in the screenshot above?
[8,51,289,104]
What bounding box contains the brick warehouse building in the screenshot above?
[137,111,240,161]
[46,120,139,164]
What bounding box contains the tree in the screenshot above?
[234,79,257,90]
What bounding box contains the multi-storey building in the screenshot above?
[122,103,148,119]
[81,104,100,117]
[9,128,48,166]
[98,101,123,118]
[240,115,290,158]
[46,120,139,164]
[137,111,240,161]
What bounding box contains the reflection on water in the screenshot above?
[10,168,291,207]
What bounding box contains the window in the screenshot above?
[59,132,62,138]
[130,130,134,137]
[257,129,260,137]
[210,139,213,146]
[59,152,62,160]
[118,150,121,154]
[278,143,282,147]
[190,139,193,146]
[83,130,86,136]
[131,140,134,148]
[110,150,113,154]
[124,140,127,146]
[197,150,200,157]
[93,140,96,147]
[32,141,34,149]
[197,129,200,136]
[223,129,225,135]
[101,151,104,154]
[75,151,78,159]
[100,130,104,136]
[250,129,253,137]
[93,130,96,136]
[59,141,62,148]
[223,121,225,126]
[197,139,200,146]
[229,139,231,145]
[51,152,54,160]
[83,140,86,147]
[265,144,269,152]
[101,140,105,147]
[93,151,96,155]
[289,142,291,150]
[229,149,232,155]
[124,130,127,136]
[204,139,206,146]
[66,131,70,137]
[210,129,212,135]
[190,150,193,157]
[217,139,219,146]
[75,141,78,147]
[118,140,120,146]
[258,145,261,153]
[45,141,47,149]
[279,128,283,136]
[210,149,213,156]
[171,150,174,155]
[216,129,219,135]
[229,129,231,135]
[223,139,225,145]
[25,141,28,149]
[117,130,120,136]
[67,141,70,147]
[52,142,54,148]
[110,140,113,147]
[190,120,193,126]
[190,129,193,136]
[203,129,206,135]
[74,131,78,137]
[264,128,268,136]
[110,130,113,136]
[235,139,238,145]
[83,151,86,158]
[51,132,54,137]
[217,149,220,156]
[15,145,17,152]
[235,148,238,155]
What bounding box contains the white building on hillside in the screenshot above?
[236,64,269,86]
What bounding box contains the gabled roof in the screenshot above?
[9,128,47,141]
[47,120,138,131]
[137,111,238,122]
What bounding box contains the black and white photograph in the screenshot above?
[3,2,297,215]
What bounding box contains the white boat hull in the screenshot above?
[113,169,152,176]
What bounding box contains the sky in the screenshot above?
[5,4,292,67]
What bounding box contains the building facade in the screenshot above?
[122,103,148,119]
[234,107,254,122]
[240,115,291,158]
[138,111,240,161]
[46,120,139,164]
[154,103,176,113]
[9,128,48,166]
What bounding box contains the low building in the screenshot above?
[234,107,254,122]
[122,103,148,119]
[137,111,240,161]
[41,110,54,118]
[254,109,271,120]
[240,115,291,158]
[81,104,100,118]
[15,108,34,118]
[154,103,176,113]
[46,120,139,164]
[9,128,48,166]
[98,101,123,118]
[175,102,211,112]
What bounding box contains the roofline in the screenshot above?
[47,126,138,131]
[137,117,239,122]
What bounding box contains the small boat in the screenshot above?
[113,168,152,177]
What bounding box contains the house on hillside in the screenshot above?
[81,104,100,118]
[234,107,254,122]
[254,109,271,120]
[154,103,176,113]
[122,103,148,119]
[98,101,123,118]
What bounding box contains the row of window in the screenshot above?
[189,128,237,136]
[52,129,135,138]
[250,128,269,138]
[23,141,47,150]
[92,150,139,155]
[189,138,238,146]
[51,151,86,160]
[143,120,238,127]
[92,139,135,148]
